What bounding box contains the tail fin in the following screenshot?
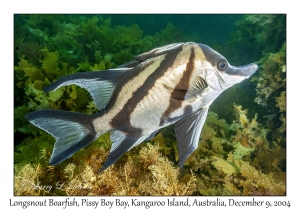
[26,110,97,165]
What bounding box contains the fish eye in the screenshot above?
[217,59,228,71]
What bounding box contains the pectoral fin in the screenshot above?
[174,107,209,167]
[44,69,130,111]
[185,76,208,101]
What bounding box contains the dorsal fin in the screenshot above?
[44,68,130,111]
[119,43,185,68]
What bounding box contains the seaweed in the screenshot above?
[14,143,197,196]
[14,164,43,195]
[225,14,286,64]
[251,42,286,146]
[183,104,285,195]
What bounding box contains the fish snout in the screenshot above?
[229,63,258,79]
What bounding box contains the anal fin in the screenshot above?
[99,131,153,172]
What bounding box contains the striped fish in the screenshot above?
[26,42,258,172]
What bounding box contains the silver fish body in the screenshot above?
[26,42,258,172]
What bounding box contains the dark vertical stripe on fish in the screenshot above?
[110,46,184,137]
[103,59,155,111]
[160,47,195,125]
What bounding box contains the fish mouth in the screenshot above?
[229,63,258,78]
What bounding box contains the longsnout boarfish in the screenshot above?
[26,42,258,172]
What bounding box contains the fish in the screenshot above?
[25,42,258,172]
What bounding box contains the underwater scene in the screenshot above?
[14,14,286,196]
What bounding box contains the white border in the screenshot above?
[1,0,299,209]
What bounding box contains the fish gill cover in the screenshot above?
[14,14,286,196]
